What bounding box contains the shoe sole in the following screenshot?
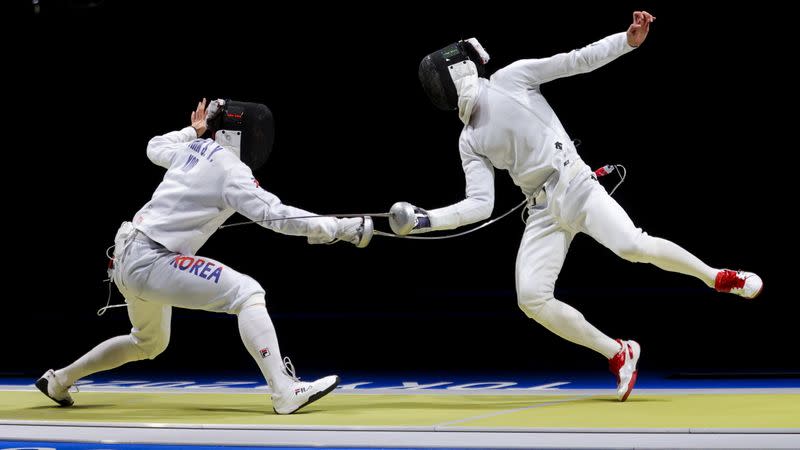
[35,377,73,407]
[273,375,340,415]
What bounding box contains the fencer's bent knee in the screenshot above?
[517,286,552,319]
[613,230,651,263]
[132,332,169,360]
[237,294,266,314]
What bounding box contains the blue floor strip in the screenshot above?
[3,371,799,390]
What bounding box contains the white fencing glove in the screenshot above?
[306,217,340,245]
[335,217,373,248]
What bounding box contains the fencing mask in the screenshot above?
[208,99,274,171]
[418,38,490,111]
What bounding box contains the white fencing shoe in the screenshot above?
[715,269,763,299]
[608,340,640,402]
[35,369,74,407]
[271,358,339,415]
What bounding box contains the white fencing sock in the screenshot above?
[531,298,622,359]
[56,335,145,387]
[636,236,719,287]
[237,297,293,394]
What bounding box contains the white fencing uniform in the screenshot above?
[111,126,341,354]
[424,33,718,358]
[47,124,350,398]
[135,126,338,255]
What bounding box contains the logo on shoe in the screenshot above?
[294,386,310,395]
[259,348,270,358]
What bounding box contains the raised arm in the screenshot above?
[146,99,208,169]
[492,11,655,88]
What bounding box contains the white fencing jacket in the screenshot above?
[132,127,337,255]
[428,32,636,230]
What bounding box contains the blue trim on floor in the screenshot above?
[3,371,799,390]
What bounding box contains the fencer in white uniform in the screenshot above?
[37,99,371,414]
[393,12,763,401]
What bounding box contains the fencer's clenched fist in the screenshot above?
[389,202,431,235]
[335,216,373,248]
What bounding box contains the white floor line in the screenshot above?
[2,424,799,449]
[2,420,798,434]
[434,396,588,428]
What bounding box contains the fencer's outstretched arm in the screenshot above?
[492,11,654,88]
[222,164,339,244]
[147,99,209,169]
[421,135,495,232]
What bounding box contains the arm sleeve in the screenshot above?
[146,126,197,169]
[426,135,495,231]
[492,32,635,89]
[222,164,338,242]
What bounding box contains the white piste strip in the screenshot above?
[1,424,798,449]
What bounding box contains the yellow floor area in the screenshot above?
[2,391,798,428]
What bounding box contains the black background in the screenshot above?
[7,1,795,378]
